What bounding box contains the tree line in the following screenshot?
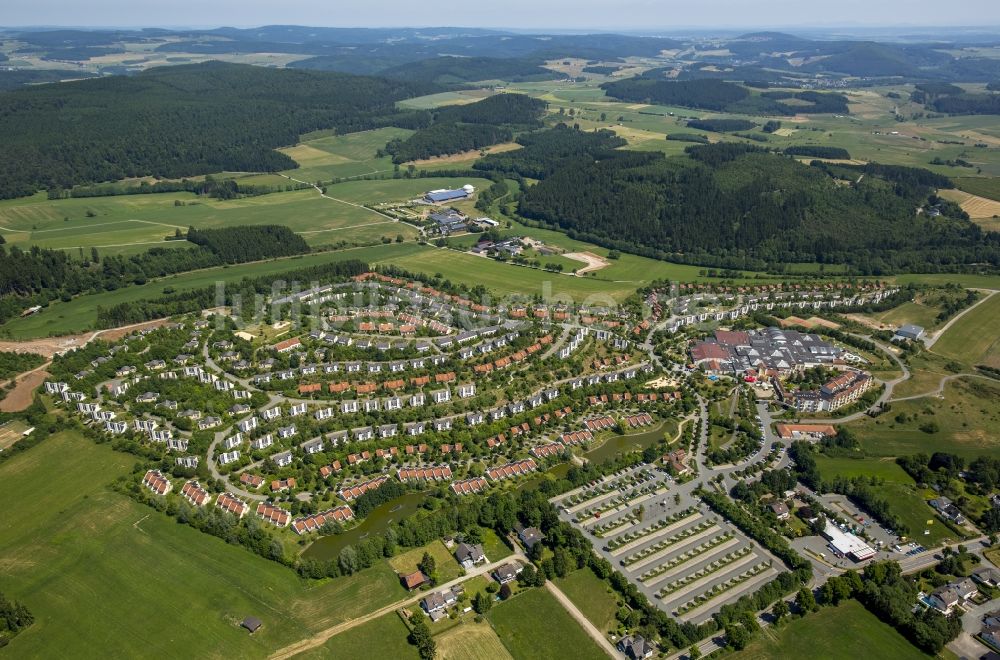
[0,61,433,199]
[381,94,546,164]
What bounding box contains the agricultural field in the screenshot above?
[0,430,408,659]
[937,188,1000,232]
[299,612,416,659]
[486,587,607,660]
[436,620,514,660]
[850,378,1000,459]
[0,188,410,254]
[553,567,619,634]
[730,600,931,660]
[931,292,1000,368]
[397,89,493,110]
[275,127,413,182]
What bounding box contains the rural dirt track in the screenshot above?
[0,318,168,410]
[0,369,50,412]
[267,553,527,660]
[543,581,617,658]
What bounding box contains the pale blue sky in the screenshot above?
[4,0,999,30]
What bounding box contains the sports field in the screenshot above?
[730,600,930,660]
[486,587,606,660]
[0,433,409,659]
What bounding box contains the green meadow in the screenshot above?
[730,600,930,660]
[0,430,408,659]
[487,587,606,660]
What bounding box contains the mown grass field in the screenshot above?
[553,567,619,634]
[487,587,606,660]
[931,293,1000,368]
[436,620,514,660]
[730,600,930,660]
[0,430,409,658]
[0,188,414,254]
[277,127,413,182]
[299,611,417,659]
[850,378,1000,459]
[814,455,953,545]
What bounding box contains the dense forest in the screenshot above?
[382,94,546,163]
[0,62,432,199]
[0,224,311,325]
[601,76,849,116]
[473,123,627,179]
[784,146,851,159]
[186,226,310,263]
[500,136,999,273]
[687,118,757,132]
[379,57,559,85]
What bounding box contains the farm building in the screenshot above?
[424,185,474,203]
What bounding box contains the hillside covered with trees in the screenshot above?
[382,94,546,163]
[601,76,849,115]
[473,123,626,179]
[500,137,998,273]
[0,62,431,199]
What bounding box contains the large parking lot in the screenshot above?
[553,467,780,624]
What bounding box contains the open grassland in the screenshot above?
[553,567,619,634]
[954,176,1000,202]
[932,293,1000,367]
[436,620,514,660]
[814,456,953,545]
[277,127,413,182]
[397,90,493,110]
[937,189,1000,232]
[730,600,930,660]
[851,378,1000,459]
[0,187,417,254]
[0,430,408,659]
[487,587,606,660]
[299,612,417,659]
[388,539,464,583]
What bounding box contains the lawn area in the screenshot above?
[730,600,930,660]
[815,455,954,545]
[480,527,513,563]
[850,378,1000,459]
[0,430,407,658]
[487,587,606,660]
[436,619,514,660]
[814,455,913,482]
[388,539,464,583]
[299,611,416,659]
[553,567,619,634]
[931,293,1000,368]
